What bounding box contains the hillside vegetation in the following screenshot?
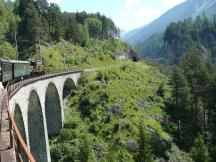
[33,39,131,71]
[50,62,192,162]
[136,14,216,64]
[168,47,216,162]
[0,0,126,61]
[49,45,216,162]
[164,15,216,63]
[0,0,19,59]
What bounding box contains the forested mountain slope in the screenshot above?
[164,15,216,63]
[168,47,216,162]
[0,0,129,62]
[136,14,216,64]
[0,0,19,59]
[123,0,216,47]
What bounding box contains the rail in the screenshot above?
[3,68,85,162]
[8,68,84,98]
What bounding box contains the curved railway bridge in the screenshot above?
[0,69,83,162]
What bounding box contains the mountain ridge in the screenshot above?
[123,0,216,45]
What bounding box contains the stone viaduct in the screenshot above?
[8,71,82,162]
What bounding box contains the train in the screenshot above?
[0,59,44,86]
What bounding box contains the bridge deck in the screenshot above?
[0,87,16,162]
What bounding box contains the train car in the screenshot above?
[29,61,45,76]
[10,60,31,78]
[0,59,13,83]
[0,59,31,84]
[0,59,44,86]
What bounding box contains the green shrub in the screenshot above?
[156,82,165,98]
[0,42,16,59]
[78,74,89,86]
[191,135,210,162]
[96,70,110,82]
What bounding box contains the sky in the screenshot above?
[48,0,186,31]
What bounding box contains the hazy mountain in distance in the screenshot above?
[123,0,216,45]
[120,29,128,38]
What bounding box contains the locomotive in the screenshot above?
[0,59,44,86]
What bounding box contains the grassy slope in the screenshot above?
[50,59,192,161]
[33,39,128,71]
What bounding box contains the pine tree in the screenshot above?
[170,67,191,135]
[0,42,16,59]
[80,24,89,46]
[207,74,216,144]
[34,0,49,18]
[65,21,82,44]
[75,11,88,24]
[78,135,95,162]
[191,135,210,162]
[34,0,50,41]
[0,0,9,41]
[17,0,43,58]
[180,47,208,133]
[85,18,102,38]
[48,3,63,41]
[135,124,155,162]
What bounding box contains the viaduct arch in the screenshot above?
[28,90,47,162]
[9,72,81,162]
[14,104,28,162]
[63,78,76,99]
[45,83,62,137]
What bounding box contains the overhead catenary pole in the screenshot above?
[39,39,42,62]
[63,53,66,70]
[15,32,18,60]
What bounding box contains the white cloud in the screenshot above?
[124,0,140,10]
[132,0,186,18]
[133,5,160,18]
[121,0,140,16]
[117,19,134,28]
[162,0,186,11]
[118,0,186,31]
[47,0,62,4]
